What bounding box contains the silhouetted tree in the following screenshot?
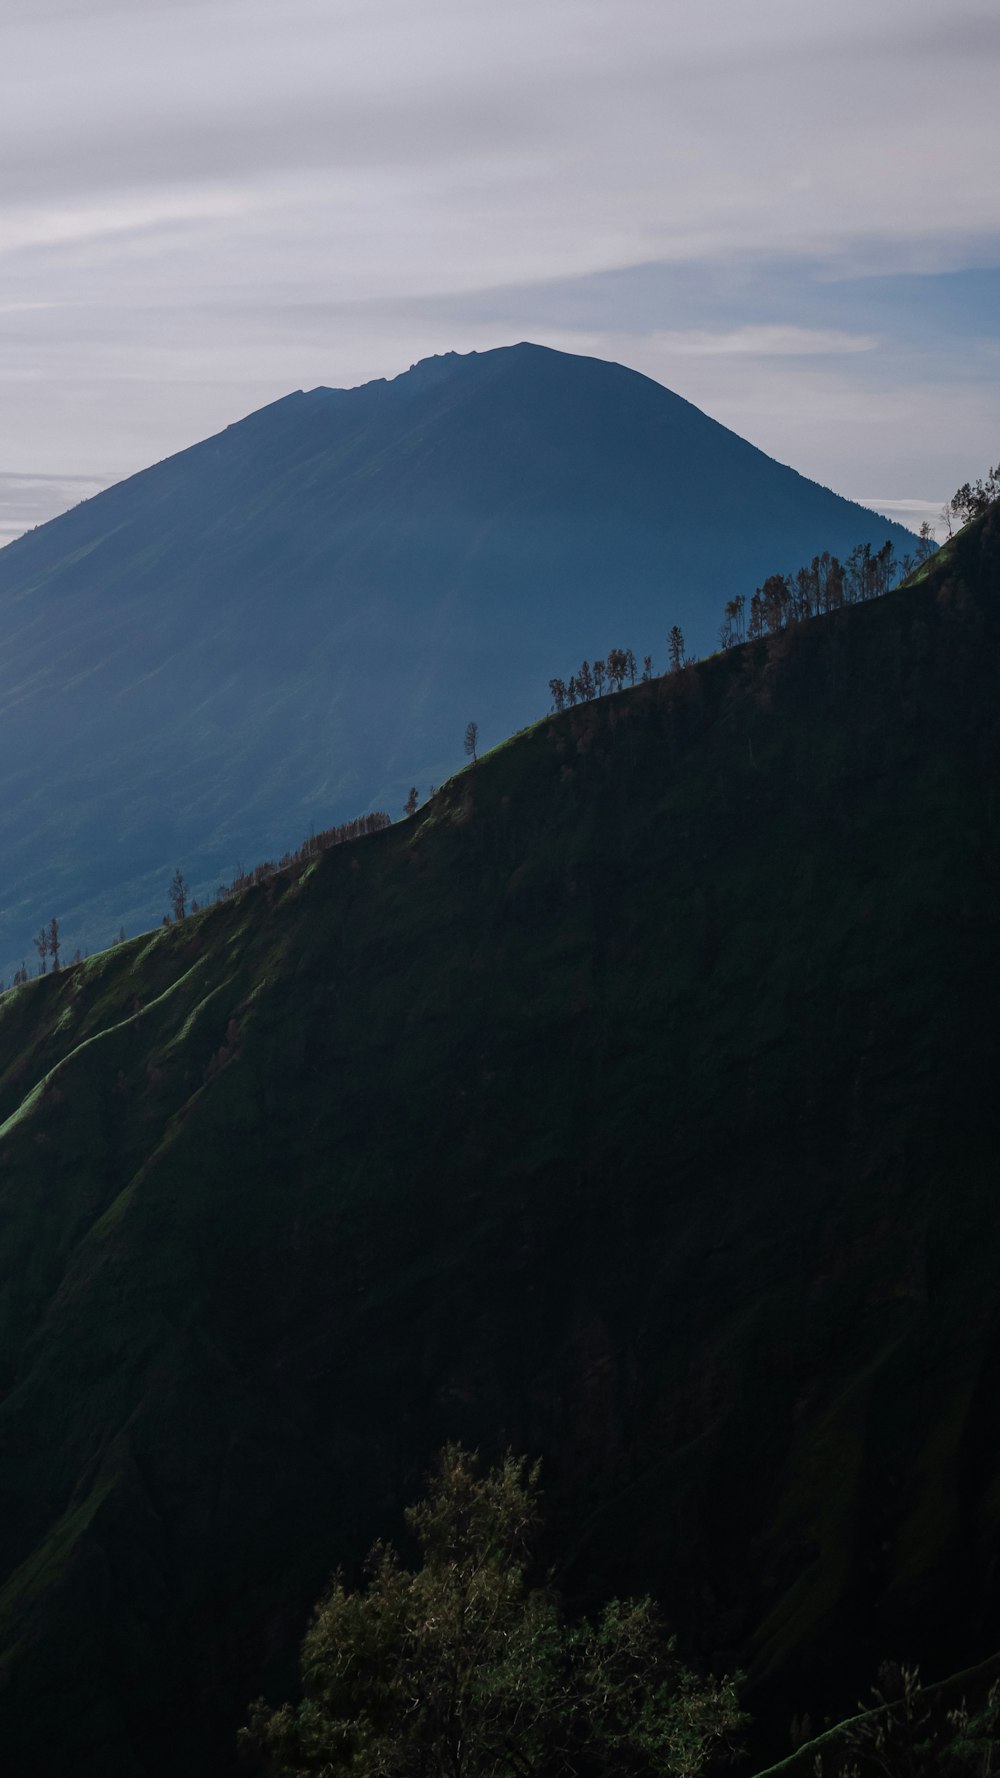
[668,625,686,672]
[169,868,187,922]
[35,927,48,975]
[791,566,816,623]
[577,660,595,701]
[642,654,653,682]
[950,465,1000,527]
[549,678,567,713]
[721,596,747,650]
[713,532,917,671]
[873,539,897,599]
[626,647,637,685]
[761,573,791,632]
[465,720,479,763]
[48,917,60,973]
[213,811,391,905]
[812,551,833,612]
[916,520,936,562]
[404,786,419,818]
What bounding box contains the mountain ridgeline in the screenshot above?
[0,504,997,1776]
[0,342,916,978]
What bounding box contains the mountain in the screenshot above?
[0,341,916,978]
[0,504,996,1777]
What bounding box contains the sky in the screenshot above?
[2,0,998,546]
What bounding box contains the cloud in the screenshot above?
[0,471,112,544]
[856,496,949,537]
[5,0,997,263]
[0,190,251,255]
[0,0,996,545]
[647,326,879,357]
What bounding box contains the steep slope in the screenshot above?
[0,504,990,1778]
[0,342,915,978]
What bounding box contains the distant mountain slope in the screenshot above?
[0,504,995,1778]
[0,343,915,974]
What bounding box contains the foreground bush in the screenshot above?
[241,1446,745,1778]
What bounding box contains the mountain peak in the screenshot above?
[0,344,917,976]
[391,347,477,396]
[349,341,570,402]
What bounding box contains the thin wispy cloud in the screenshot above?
[1,0,996,542]
[857,494,948,535]
[648,327,880,358]
[0,470,111,542]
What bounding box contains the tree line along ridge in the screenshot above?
[4,486,986,992]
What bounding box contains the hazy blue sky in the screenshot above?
[2,0,997,544]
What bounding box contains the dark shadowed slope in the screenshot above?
[0,504,995,1778]
[0,342,914,975]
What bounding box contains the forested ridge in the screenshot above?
[0,500,998,1776]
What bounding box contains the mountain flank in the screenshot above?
[0,501,996,1776]
[0,341,915,976]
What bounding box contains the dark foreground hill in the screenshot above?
[0,342,915,979]
[0,507,994,1778]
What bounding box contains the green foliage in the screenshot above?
[945,1684,1000,1777]
[806,1663,1000,1777]
[241,1447,745,1778]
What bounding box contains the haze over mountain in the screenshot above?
[0,506,996,1778]
[0,342,915,975]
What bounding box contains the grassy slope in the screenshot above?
[0,507,997,1775]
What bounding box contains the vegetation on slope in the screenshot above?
[242,1445,745,1778]
[0,502,997,1778]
